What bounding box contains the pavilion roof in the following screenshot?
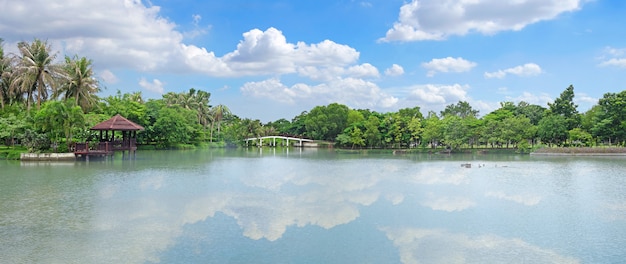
[91,114,145,131]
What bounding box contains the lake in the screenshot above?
[1,148,626,263]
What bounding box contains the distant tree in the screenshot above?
[211,104,231,141]
[304,103,349,141]
[548,85,580,130]
[441,101,479,118]
[537,114,568,146]
[363,115,381,148]
[515,101,546,125]
[422,111,443,148]
[592,91,626,144]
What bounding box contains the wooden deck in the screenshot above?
[74,140,138,161]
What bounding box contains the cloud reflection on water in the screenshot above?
[84,156,576,263]
[382,227,580,264]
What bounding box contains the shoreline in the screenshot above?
[530,147,626,156]
[530,152,626,156]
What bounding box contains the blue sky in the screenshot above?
[1,0,625,121]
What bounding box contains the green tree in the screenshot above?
[211,104,231,141]
[12,39,62,111]
[103,91,148,127]
[349,127,365,148]
[34,100,85,149]
[150,105,198,148]
[569,128,592,147]
[304,103,349,141]
[516,101,546,125]
[537,114,568,146]
[592,91,626,144]
[363,115,381,148]
[54,55,100,112]
[442,115,468,149]
[548,85,580,130]
[0,39,11,109]
[407,116,423,148]
[0,113,28,146]
[422,112,443,148]
[441,101,479,118]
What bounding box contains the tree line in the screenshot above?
[2,38,626,152]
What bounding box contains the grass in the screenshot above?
[0,146,28,160]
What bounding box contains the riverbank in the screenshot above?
[20,153,76,161]
[334,148,521,155]
[531,147,626,156]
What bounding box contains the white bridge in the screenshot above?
[244,136,316,147]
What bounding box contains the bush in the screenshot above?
[22,129,51,152]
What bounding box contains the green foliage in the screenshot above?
[34,100,85,148]
[150,105,198,148]
[548,85,580,130]
[441,101,479,118]
[537,114,568,146]
[22,129,51,152]
[568,128,593,147]
[0,113,29,146]
[304,103,349,141]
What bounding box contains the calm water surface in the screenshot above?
[1,148,626,263]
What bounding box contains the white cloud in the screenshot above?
[183,14,210,39]
[380,0,581,42]
[139,78,165,94]
[600,58,626,68]
[484,63,543,79]
[603,46,626,57]
[505,91,553,106]
[0,1,362,78]
[422,57,476,77]
[99,69,119,84]
[241,77,398,109]
[598,46,626,68]
[407,84,470,104]
[385,64,405,77]
[382,228,580,263]
[297,63,379,81]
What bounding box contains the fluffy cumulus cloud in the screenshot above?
[0,1,362,78]
[297,63,380,81]
[484,63,543,79]
[385,64,405,77]
[241,78,399,109]
[407,83,469,104]
[139,78,165,94]
[422,57,476,77]
[380,0,581,42]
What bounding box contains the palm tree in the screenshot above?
[12,39,62,111]
[210,104,231,141]
[0,39,10,109]
[54,55,100,112]
[194,89,211,127]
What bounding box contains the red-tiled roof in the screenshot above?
[90,114,145,131]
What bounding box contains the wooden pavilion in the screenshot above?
[74,114,145,161]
